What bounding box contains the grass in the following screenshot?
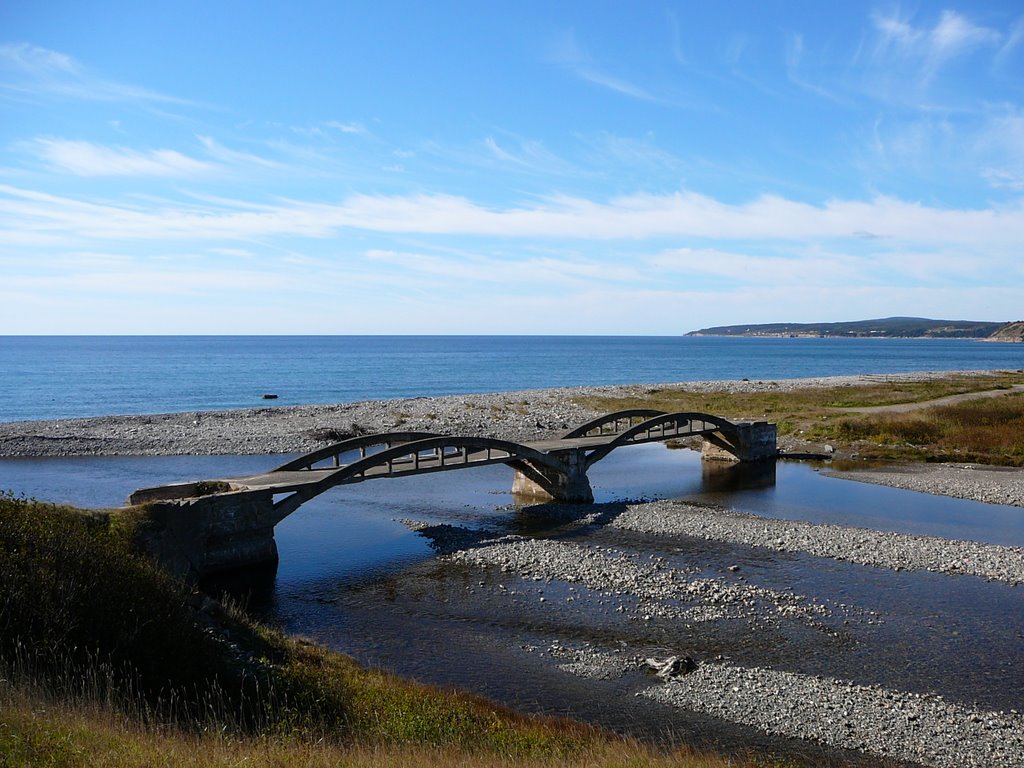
[574,371,1024,466]
[0,683,748,768]
[0,493,787,767]
[830,393,1024,465]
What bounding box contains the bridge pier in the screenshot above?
[701,421,778,463]
[132,489,280,581]
[511,449,594,503]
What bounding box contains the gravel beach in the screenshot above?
[3,368,1022,508]
[420,498,1024,768]
[0,368,1010,454]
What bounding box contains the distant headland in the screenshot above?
[687,317,1024,342]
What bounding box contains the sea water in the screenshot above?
[2,335,1022,422]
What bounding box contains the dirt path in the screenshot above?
[836,384,1024,414]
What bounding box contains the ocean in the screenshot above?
[2,335,1022,422]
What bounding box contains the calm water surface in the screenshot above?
[5,446,1024,761]
[3,335,1023,421]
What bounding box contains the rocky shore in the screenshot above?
[0,368,1005,455]
[3,368,1022,508]
[420,497,1024,768]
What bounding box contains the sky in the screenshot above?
[1,1,1023,335]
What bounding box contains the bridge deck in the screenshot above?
[128,410,750,506]
[220,434,626,493]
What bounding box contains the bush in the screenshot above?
[0,494,246,724]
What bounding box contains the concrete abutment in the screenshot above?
[511,449,595,503]
[133,489,279,582]
[701,421,778,463]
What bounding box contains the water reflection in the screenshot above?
[700,457,777,492]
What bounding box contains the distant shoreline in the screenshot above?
[688,333,1020,342]
[687,317,1023,341]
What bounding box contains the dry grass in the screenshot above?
[831,394,1024,464]
[573,372,1024,465]
[0,684,751,768]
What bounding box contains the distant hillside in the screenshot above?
[984,321,1024,343]
[687,317,1009,339]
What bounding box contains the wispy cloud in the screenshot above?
[366,248,641,288]
[26,138,214,177]
[995,16,1024,67]
[291,120,370,139]
[551,30,662,103]
[0,42,195,106]
[784,32,848,105]
[197,135,281,169]
[866,104,1024,190]
[325,120,368,135]
[870,9,1001,83]
[2,182,1022,247]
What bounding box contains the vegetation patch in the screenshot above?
[574,373,1024,466]
[830,394,1024,465]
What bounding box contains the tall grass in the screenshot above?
[832,394,1024,464]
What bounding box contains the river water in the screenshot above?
[3,445,1024,764]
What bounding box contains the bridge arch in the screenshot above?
[562,409,669,439]
[273,431,442,472]
[129,410,776,580]
[581,411,738,468]
[269,434,581,519]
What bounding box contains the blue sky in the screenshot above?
[2,1,1022,334]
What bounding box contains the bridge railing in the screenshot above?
[581,411,736,468]
[561,409,668,439]
[274,432,441,472]
[325,436,559,484]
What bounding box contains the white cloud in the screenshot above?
[366,248,642,288]
[982,168,1024,191]
[325,121,368,135]
[870,9,1001,82]
[2,183,1023,246]
[28,138,214,177]
[0,42,194,105]
[197,135,281,169]
[0,43,77,76]
[650,247,867,286]
[550,30,662,103]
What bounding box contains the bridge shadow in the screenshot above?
[361,456,782,558]
[201,457,779,607]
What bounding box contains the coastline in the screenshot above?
[2,368,1023,507]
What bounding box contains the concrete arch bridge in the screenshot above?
[129,410,776,580]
